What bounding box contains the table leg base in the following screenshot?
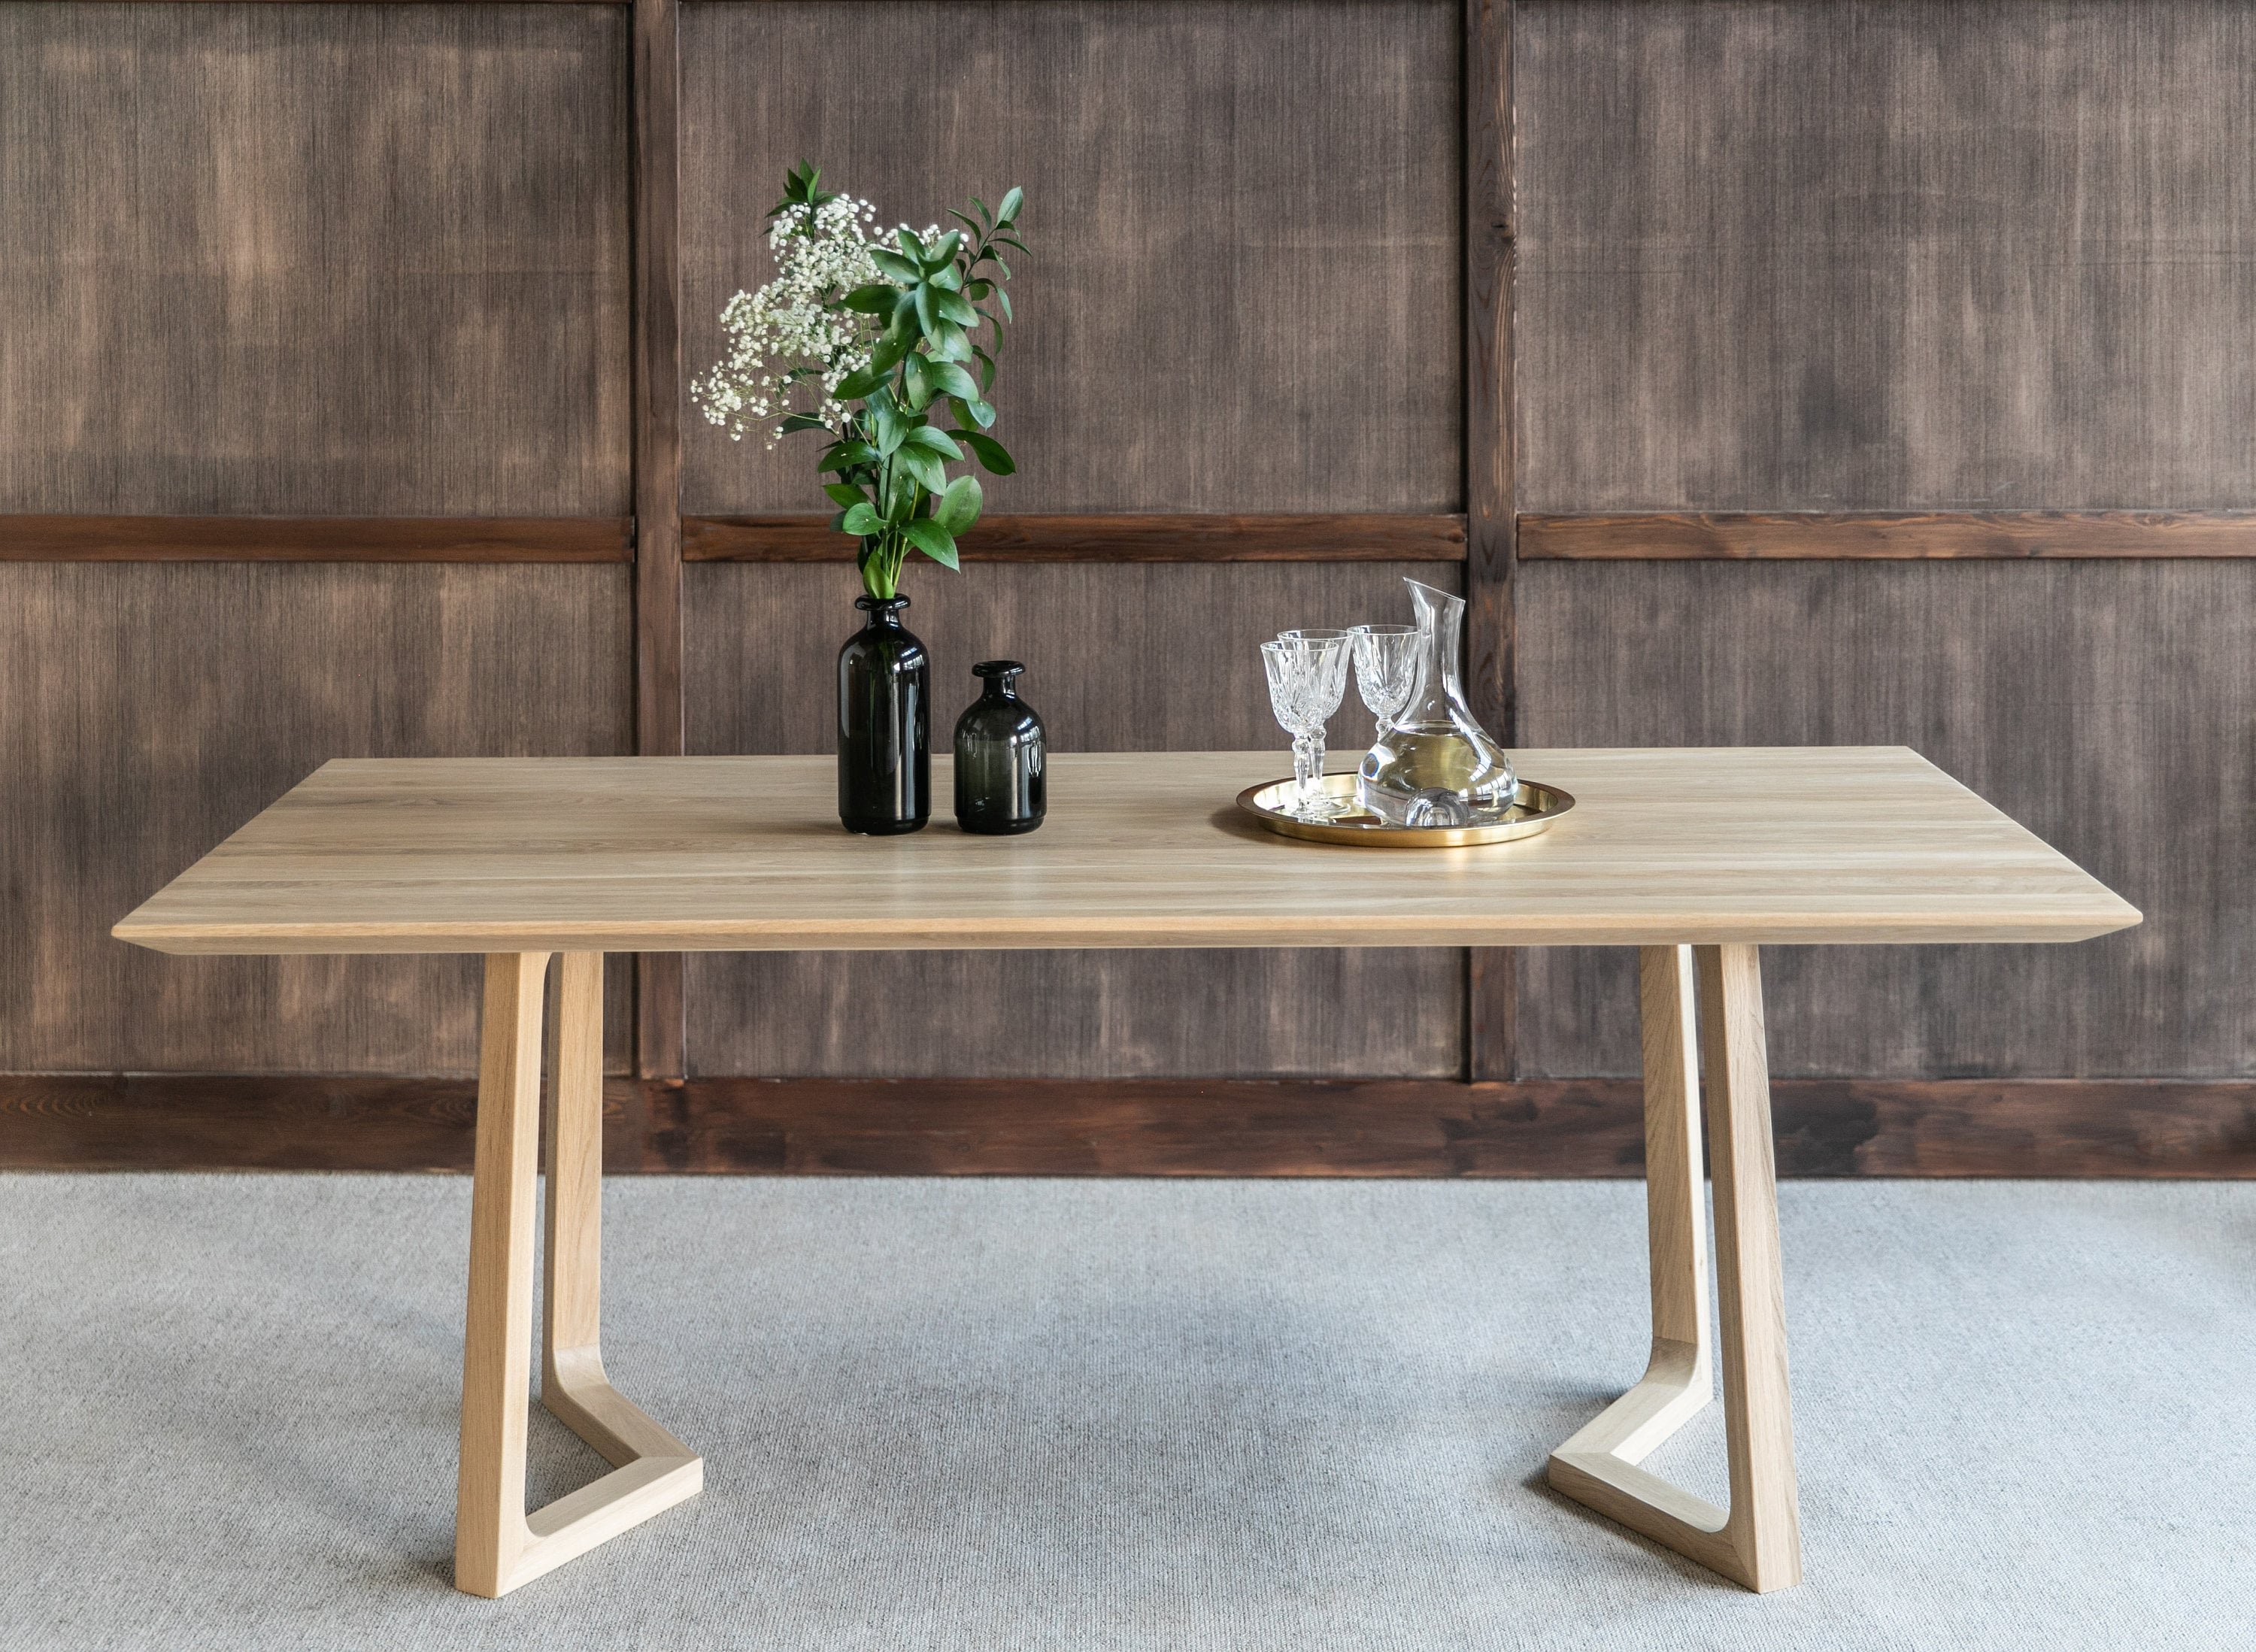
[491,1395,703,1598]
[1546,1347,1753,1590]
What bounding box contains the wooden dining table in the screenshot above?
[114,747,2138,1597]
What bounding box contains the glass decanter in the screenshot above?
[1356,578,1518,826]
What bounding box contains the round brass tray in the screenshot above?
[1235,772,1575,847]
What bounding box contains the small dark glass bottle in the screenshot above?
[837,595,929,835]
[953,661,1045,835]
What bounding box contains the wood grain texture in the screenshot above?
[0,3,630,516]
[1520,511,2256,560]
[0,516,633,562]
[680,0,1460,514]
[111,748,2136,954]
[681,514,1469,562]
[0,562,634,1074]
[456,951,551,1599]
[1515,559,2253,1078]
[685,559,1463,1079]
[9,1074,2252,1178]
[1465,0,1517,1080]
[1515,0,2256,512]
[633,0,687,1078]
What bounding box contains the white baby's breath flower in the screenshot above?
[690,193,884,447]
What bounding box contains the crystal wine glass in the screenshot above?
[1260,635,1353,819]
[1347,623,1421,744]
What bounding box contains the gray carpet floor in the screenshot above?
[0,1175,2250,1650]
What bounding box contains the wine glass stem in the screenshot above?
[1293,733,1322,811]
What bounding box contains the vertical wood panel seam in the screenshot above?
[632,0,686,1078]
[1465,0,1516,1082]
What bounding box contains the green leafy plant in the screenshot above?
[693,163,1025,600]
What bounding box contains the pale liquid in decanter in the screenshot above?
[1357,579,1518,827]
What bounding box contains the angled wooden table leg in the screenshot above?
[454,951,702,1599]
[1548,943,1803,1593]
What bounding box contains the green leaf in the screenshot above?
[913,284,938,338]
[926,359,979,402]
[841,282,899,314]
[925,323,972,363]
[934,289,978,327]
[840,502,884,536]
[869,249,921,283]
[902,353,932,411]
[871,402,905,455]
[974,347,996,395]
[902,426,963,460]
[996,289,1013,324]
[932,472,982,535]
[897,445,948,495]
[834,363,886,400]
[768,159,837,220]
[948,208,983,236]
[949,392,996,430]
[900,517,960,569]
[823,481,866,509]
[896,227,925,261]
[997,186,1023,225]
[995,234,1028,254]
[820,439,878,472]
[927,230,963,268]
[868,330,910,376]
[971,196,993,227]
[777,413,829,435]
[965,280,991,299]
[957,430,1015,474]
[926,264,963,293]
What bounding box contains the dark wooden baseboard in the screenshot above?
[5,1075,2251,1178]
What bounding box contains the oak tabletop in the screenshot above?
[111,748,2139,956]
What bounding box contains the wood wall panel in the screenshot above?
[682,561,1463,1077]
[0,562,635,1075]
[686,561,1459,754]
[679,0,1461,516]
[1515,0,2256,513]
[1515,559,2255,1079]
[0,3,630,516]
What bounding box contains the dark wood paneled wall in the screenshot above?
[0,562,636,1075]
[676,0,1469,1083]
[0,3,632,516]
[684,561,1465,1078]
[0,5,638,1075]
[679,0,1462,517]
[1517,559,2255,1078]
[1511,0,2256,1098]
[1,0,2247,1175]
[1515,0,2256,514]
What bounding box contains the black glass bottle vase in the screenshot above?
[954,660,1046,835]
[837,595,929,834]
